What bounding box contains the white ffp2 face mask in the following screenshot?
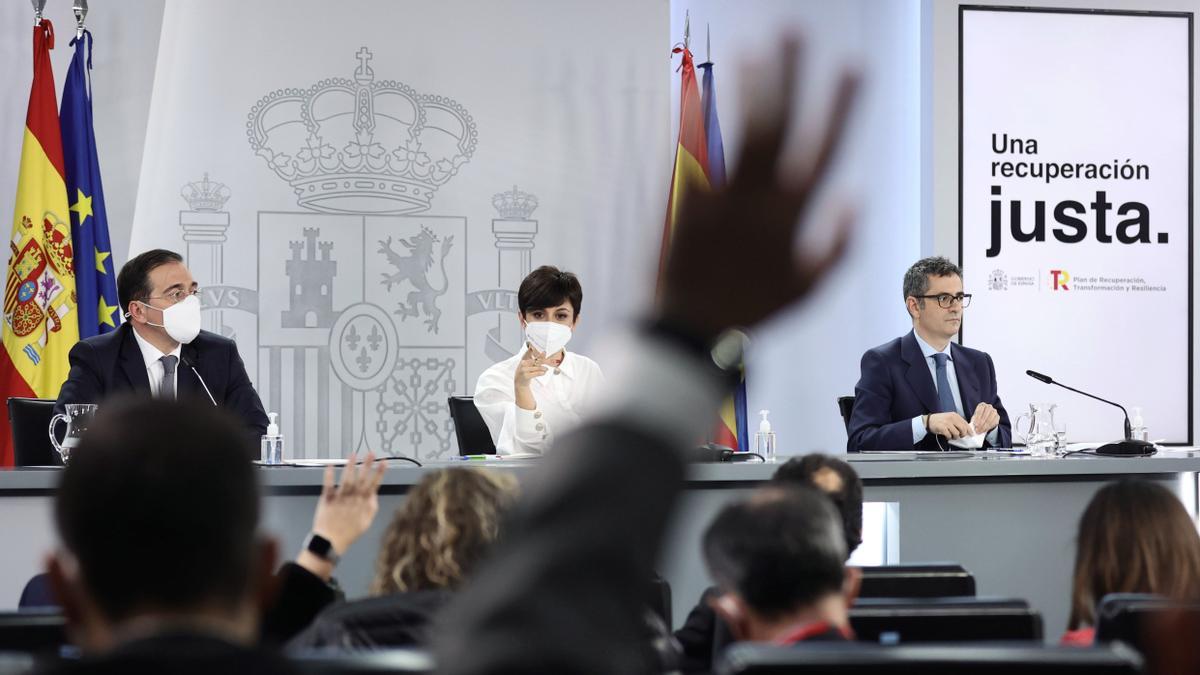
[525,321,572,356]
[140,294,202,344]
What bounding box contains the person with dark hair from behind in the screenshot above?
[41,398,385,673]
[772,454,864,555]
[435,33,859,674]
[1060,478,1200,646]
[704,487,854,644]
[474,265,604,455]
[847,255,1011,451]
[674,453,864,672]
[54,249,269,439]
[288,467,518,649]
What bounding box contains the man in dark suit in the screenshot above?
[54,249,268,437]
[847,256,1011,452]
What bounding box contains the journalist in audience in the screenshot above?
[435,33,860,673]
[674,454,864,672]
[1061,478,1200,646]
[41,398,384,673]
[288,468,518,649]
[474,266,605,456]
[772,454,864,556]
[704,487,854,644]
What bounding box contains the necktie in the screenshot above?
[160,355,178,400]
[932,352,956,414]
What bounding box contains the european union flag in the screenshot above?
[61,30,119,338]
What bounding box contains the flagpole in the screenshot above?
[73,0,88,40]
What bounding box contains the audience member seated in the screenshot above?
[703,487,855,644]
[675,454,863,672]
[288,468,518,650]
[1061,478,1200,646]
[38,398,384,674]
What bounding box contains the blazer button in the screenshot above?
[535,423,545,431]
[533,411,542,419]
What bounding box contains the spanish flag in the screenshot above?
[0,20,80,466]
[660,47,748,451]
[659,46,709,277]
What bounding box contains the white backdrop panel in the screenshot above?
[129,0,670,460]
[961,8,1191,443]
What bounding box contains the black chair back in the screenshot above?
[1094,592,1200,655]
[8,397,60,467]
[447,396,496,456]
[717,642,1142,675]
[646,574,672,628]
[850,597,1042,643]
[837,395,855,432]
[0,611,68,654]
[859,563,976,599]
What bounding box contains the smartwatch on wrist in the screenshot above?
[303,532,341,566]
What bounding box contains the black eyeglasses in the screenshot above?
[913,293,972,309]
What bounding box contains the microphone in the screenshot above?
[1024,370,1154,456]
[180,354,217,406]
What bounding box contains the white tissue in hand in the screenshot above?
[949,428,986,449]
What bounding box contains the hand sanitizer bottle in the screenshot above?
[755,410,777,462]
[261,412,284,464]
[1130,406,1147,442]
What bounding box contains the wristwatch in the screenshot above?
[303,532,340,566]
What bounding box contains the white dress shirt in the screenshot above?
[474,349,605,456]
[131,328,182,399]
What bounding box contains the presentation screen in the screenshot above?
[960,7,1192,443]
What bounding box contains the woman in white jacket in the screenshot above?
[473,266,604,456]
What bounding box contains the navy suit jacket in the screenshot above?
[54,323,268,438]
[847,331,1011,452]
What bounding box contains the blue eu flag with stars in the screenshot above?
[61,30,120,337]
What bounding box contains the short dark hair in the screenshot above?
[903,256,962,304]
[517,266,582,317]
[55,398,260,622]
[703,487,846,619]
[117,249,184,314]
[772,454,864,556]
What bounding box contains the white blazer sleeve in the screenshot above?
[473,362,549,456]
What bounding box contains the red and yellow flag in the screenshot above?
[659,47,749,451]
[0,20,80,466]
[658,46,710,281]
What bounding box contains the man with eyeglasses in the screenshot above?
[847,256,1010,452]
[54,249,268,440]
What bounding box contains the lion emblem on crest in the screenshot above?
[378,227,453,333]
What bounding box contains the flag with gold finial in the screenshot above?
[62,29,120,338]
[0,20,80,466]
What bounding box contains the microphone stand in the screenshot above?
[1025,371,1155,456]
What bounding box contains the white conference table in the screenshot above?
[1,450,1197,643]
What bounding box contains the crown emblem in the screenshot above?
[246,47,478,215]
[492,185,538,220]
[180,173,231,212]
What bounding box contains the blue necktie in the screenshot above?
[932,353,956,414]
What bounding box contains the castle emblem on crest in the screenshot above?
[245,47,478,215]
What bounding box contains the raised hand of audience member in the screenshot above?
[297,452,387,581]
[660,34,859,341]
